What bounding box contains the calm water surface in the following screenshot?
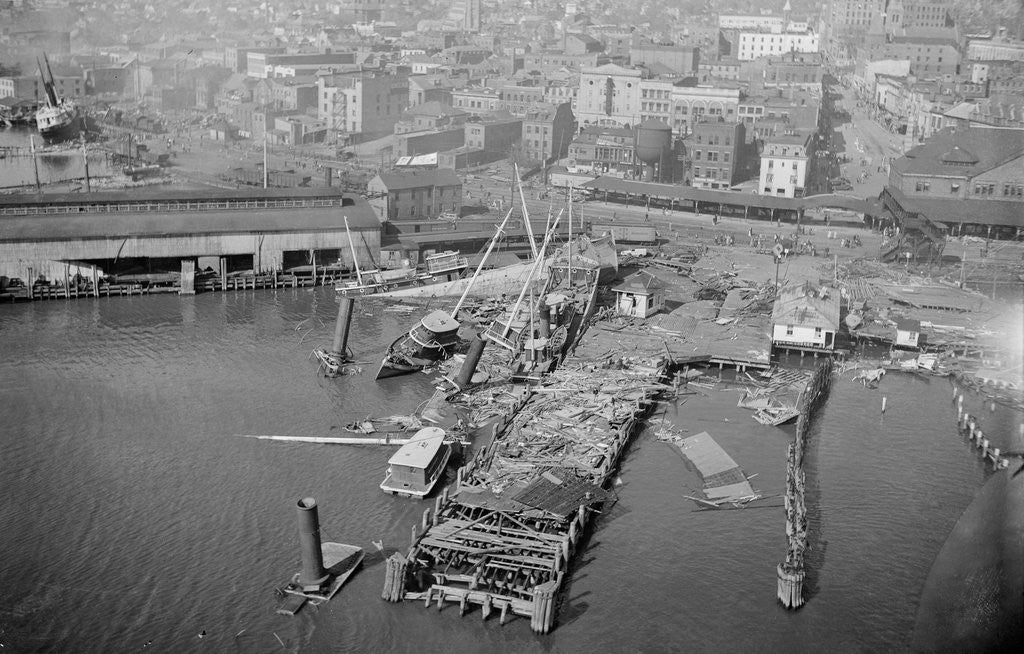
[0,288,1015,653]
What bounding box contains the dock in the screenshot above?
[381,365,659,632]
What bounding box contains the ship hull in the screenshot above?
[37,109,81,143]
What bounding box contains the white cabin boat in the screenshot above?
[379,427,451,497]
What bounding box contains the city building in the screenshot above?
[737,29,820,61]
[868,35,960,78]
[882,126,1024,239]
[520,102,575,163]
[317,72,409,138]
[451,87,500,115]
[759,131,814,197]
[366,169,463,222]
[246,52,357,79]
[687,119,745,190]
[394,102,469,135]
[567,125,638,175]
[463,114,522,156]
[630,44,700,76]
[576,64,644,129]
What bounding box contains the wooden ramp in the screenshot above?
[675,431,755,500]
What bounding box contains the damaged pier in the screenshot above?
[381,366,658,632]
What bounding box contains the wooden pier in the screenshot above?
[778,359,833,609]
[382,367,658,632]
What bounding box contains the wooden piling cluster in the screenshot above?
[778,358,833,609]
[2,268,347,303]
[383,367,657,632]
[952,388,1011,471]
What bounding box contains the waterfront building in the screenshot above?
[758,132,813,198]
[771,283,840,352]
[882,126,1024,239]
[612,271,666,318]
[463,114,522,156]
[366,169,463,222]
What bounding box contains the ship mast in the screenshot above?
[451,206,514,318]
[343,216,363,285]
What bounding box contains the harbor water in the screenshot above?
[1,288,1017,653]
[0,127,115,190]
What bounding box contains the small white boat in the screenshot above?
[379,427,451,498]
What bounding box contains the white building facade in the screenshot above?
[737,30,820,61]
[758,134,811,197]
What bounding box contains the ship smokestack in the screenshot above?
[295,497,329,591]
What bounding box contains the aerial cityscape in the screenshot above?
[1,0,1022,651]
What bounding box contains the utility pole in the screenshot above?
[30,135,40,193]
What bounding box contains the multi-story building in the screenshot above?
[758,131,814,197]
[737,29,820,61]
[969,61,1024,96]
[882,126,1024,238]
[498,83,546,115]
[451,87,500,115]
[567,125,638,175]
[464,115,523,155]
[394,102,470,135]
[669,86,742,136]
[739,91,821,142]
[0,73,85,102]
[869,35,961,78]
[408,74,465,107]
[246,52,357,79]
[343,0,383,23]
[521,102,575,163]
[366,169,463,222]
[317,72,409,137]
[630,44,700,76]
[576,64,644,129]
[886,0,954,32]
[966,38,1024,62]
[447,0,481,32]
[740,53,825,89]
[687,119,745,190]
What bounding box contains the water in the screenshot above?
[0,289,1017,653]
[0,127,115,189]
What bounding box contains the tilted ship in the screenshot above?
[35,54,81,143]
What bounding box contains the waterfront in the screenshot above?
[1,287,1018,652]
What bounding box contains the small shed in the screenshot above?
[894,317,921,349]
[612,270,665,318]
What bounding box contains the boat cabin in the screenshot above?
[380,427,451,497]
[424,250,469,276]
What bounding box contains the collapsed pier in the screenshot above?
[381,365,659,632]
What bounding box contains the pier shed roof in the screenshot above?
[0,197,379,243]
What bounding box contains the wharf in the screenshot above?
[382,364,660,632]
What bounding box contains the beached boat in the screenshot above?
[35,55,81,143]
[336,249,468,296]
[375,207,517,380]
[379,427,451,497]
[375,309,462,379]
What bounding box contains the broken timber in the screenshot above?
[778,359,833,609]
[382,367,657,633]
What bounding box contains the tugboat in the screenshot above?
[35,54,81,143]
[374,207,517,380]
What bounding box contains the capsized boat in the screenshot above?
[375,309,461,379]
[379,427,451,497]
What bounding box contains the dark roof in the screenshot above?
[0,198,379,242]
[895,318,921,331]
[0,187,347,208]
[580,176,880,214]
[891,192,1023,228]
[373,169,462,190]
[892,127,1024,178]
[404,101,466,118]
